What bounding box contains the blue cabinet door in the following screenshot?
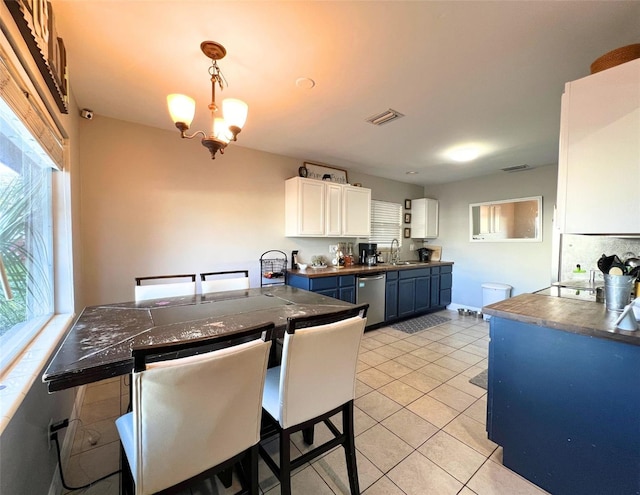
[385,279,398,320]
[415,275,430,312]
[398,279,415,317]
[316,288,338,299]
[339,286,355,303]
[430,275,440,307]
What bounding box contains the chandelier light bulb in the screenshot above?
[222,98,248,130]
[213,117,231,143]
[167,94,196,127]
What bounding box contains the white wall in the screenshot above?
[78,116,424,306]
[424,165,557,309]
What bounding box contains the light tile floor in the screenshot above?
[62,309,549,495]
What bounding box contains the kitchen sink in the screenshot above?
[390,260,426,265]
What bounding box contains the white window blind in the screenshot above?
[369,200,402,248]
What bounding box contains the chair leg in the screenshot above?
[279,429,292,495]
[248,444,259,495]
[120,443,134,495]
[342,401,360,495]
[302,425,315,445]
[217,467,233,488]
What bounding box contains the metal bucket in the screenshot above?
[604,274,633,312]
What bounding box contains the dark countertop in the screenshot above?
[483,292,639,345]
[43,286,354,392]
[289,260,454,278]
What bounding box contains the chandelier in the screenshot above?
[167,41,248,159]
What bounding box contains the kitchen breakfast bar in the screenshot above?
[483,293,640,495]
[42,286,354,392]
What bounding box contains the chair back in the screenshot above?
[278,306,367,429]
[134,274,196,302]
[201,270,250,293]
[127,324,273,494]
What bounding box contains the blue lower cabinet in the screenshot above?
[317,288,338,299]
[339,286,355,303]
[287,274,354,303]
[439,267,452,306]
[385,271,399,320]
[288,264,453,323]
[488,317,640,495]
[415,276,430,312]
[430,275,440,307]
[398,278,416,317]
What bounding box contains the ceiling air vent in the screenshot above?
[501,164,531,172]
[366,109,405,126]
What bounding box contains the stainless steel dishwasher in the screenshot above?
[356,273,386,326]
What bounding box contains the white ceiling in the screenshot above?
[51,1,640,185]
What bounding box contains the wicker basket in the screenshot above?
[590,43,640,74]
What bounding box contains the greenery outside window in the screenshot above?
[0,96,55,370]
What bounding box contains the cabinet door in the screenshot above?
[411,198,439,238]
[558,58,640,234]
[415,276,430,312]
[398,279,416,317]
[316,288,338,299]
[342,185,371,237]
[338,286,355,304]
[325,183,343,237]
[385,278,399,320]
[430,275,440,307]
[285,178,325,236]
[439,270,452,306]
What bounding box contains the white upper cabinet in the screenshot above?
[411,198,439,238]
[285,177,371,237]
[557,58,640,234]
[285,178,325,236]
[342,185,371,237]
[325,183,343,237]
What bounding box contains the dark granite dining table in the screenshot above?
[43,286,354,392]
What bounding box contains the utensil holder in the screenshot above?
[604,274,633,312]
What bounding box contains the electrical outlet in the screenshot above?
[410,243,415,251]
[329,244,338,254]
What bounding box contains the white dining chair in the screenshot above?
[201,270,250,293]
[115,322,274,495]
[259,305,368,495]
[134,274,196,302]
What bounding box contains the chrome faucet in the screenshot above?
[390,238,400,264]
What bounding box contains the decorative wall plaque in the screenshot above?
[5,0,69,113]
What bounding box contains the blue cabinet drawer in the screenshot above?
[309,276,338,291]
[440,265,452,274]
[399,268,430,279]
[386,271,399,281]
[339,275,355,287]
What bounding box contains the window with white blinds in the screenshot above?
[369,200,402,248]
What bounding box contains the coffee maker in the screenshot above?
[417,248,431,262]
[358,243,377,265]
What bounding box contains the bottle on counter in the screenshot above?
[337,243,345,267]
[345,243,354,266]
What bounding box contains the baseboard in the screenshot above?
[47,385,86,495]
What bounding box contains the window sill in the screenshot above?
[0,313,73,435]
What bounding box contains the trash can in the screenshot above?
[482,283,513,320]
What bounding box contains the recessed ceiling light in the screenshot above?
[295,77,316,89]
[406,171,418,175]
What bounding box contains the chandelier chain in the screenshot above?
[208,60,227,91]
